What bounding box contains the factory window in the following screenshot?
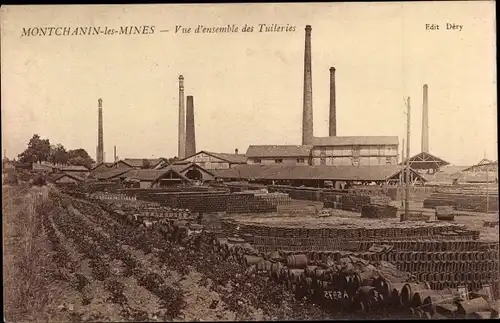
[297,158,305,163]
[386,157,393,164]
[253,158,262,163]
[275,159,283,164]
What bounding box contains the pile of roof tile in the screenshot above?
[361,204,398,219]
[423,192,498,213]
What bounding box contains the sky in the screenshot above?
[1,2,497,165]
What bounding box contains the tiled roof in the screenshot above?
[211,164,423,182]
[121,158,165,168]
[245,145,312,158]
[310,136,399,146]
[182,151,246,164]
[164,162,215,176]
[90,162,115,170]
[93,169,131,180]
[203,151,247,164]
[401,152,449,169]
[60,165,89,171]
[121,169,168,181]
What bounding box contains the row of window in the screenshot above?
[318,156,395,165]
[252,158,306,164]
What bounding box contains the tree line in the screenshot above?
[16,134,95,169]
[12,134,181,170]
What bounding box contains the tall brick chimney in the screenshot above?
[185,95,196,157]
[421,84,429,153]
[97,98,104,164]
[302,25,314,145]
[329,67,337,136]
[178,75,186,159]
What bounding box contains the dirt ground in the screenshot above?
[228,199,499,242]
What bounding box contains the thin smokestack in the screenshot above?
[185,95,196,157]
[114,146,117,162]
[302,25,314,145]
[421,84,429,153]
[329,67,337,136]
[97,98,104,164]
[178,75,186,159]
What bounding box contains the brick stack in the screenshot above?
[226,193,277,214]
[361,204,398,219]
[253,192,292,207]
[423,192,499,213]
[323,193,371,212]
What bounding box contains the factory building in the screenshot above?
[246,137,398,167]
[212,164,426,187]
[174,150,246,170]
[246,145,312,166]
[243,25,400,168]
[310,136,399,166]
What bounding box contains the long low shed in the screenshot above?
[211,165,425,183]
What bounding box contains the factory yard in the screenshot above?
[228,199,500,242]
[4,181,499,322]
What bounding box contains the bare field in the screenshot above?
[2,185,333,322]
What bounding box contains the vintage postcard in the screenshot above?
[1,2,498,322]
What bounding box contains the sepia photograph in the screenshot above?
[1,2,498,321]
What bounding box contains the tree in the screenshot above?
[18,134,51,164]
[49,144,69,166]
[141,159,151,169]
[67,148,94,169]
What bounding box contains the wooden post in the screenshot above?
[403,97,411,222]
[401,139,405,207]
[486,167,489,213]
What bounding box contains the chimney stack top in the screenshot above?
[179,75,184,80]
[235,148,239,154]
[98,98,103,107]
[423,84,428,88]
[305,25,312,31]
[330,67,336,72]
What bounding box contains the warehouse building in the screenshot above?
[245,136,398,167]
[310,136,399,166]
[161,162,216,182]
[176,150,246,170]
[212,164,425,187]
[246,145,312,166]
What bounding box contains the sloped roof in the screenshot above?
[164,162,215,176]
[462,160,498,172]
[53,173,84,182]
[32,163,57,170]
[90,162,115,170]
[121,158,164,168]
[154,169,191,183]
[311,136,399,146]
[401,152,450,169]
[246,145,312,158]
[121,169,169,181]
[60,165,89,171]
[211,164,425,182]
[92,168,130,180]
[203,151,247,164]
[438,165,469,174]
[181,151,246,164]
